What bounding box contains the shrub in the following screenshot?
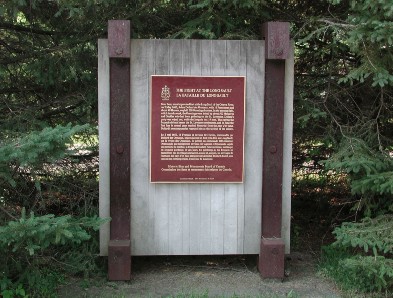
[320,214,393,293]
[0,209,108,297]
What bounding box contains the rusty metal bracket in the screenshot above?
[258,22,290,279]
[108,20,131,281]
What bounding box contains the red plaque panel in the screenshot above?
[150,76,245,183]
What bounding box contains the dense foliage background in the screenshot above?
[1,0,393,296]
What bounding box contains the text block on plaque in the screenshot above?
[150,76,245,183]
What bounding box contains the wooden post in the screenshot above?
[108,20,131,281]
[259,22,290,278]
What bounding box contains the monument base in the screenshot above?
[108,240,131,280]
[258,238,285,278]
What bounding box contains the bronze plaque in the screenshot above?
[150,76,245,183]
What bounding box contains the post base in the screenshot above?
[258,238,285,278]
[108,239,131,280]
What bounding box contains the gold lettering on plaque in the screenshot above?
[160,133,233,161]
[160,103,234,131]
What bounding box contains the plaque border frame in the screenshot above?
[149,75,246,184]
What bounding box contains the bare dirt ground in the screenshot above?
[58,253,342,298]
[58,191,347,298]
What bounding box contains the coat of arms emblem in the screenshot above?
[161,85,170,100]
